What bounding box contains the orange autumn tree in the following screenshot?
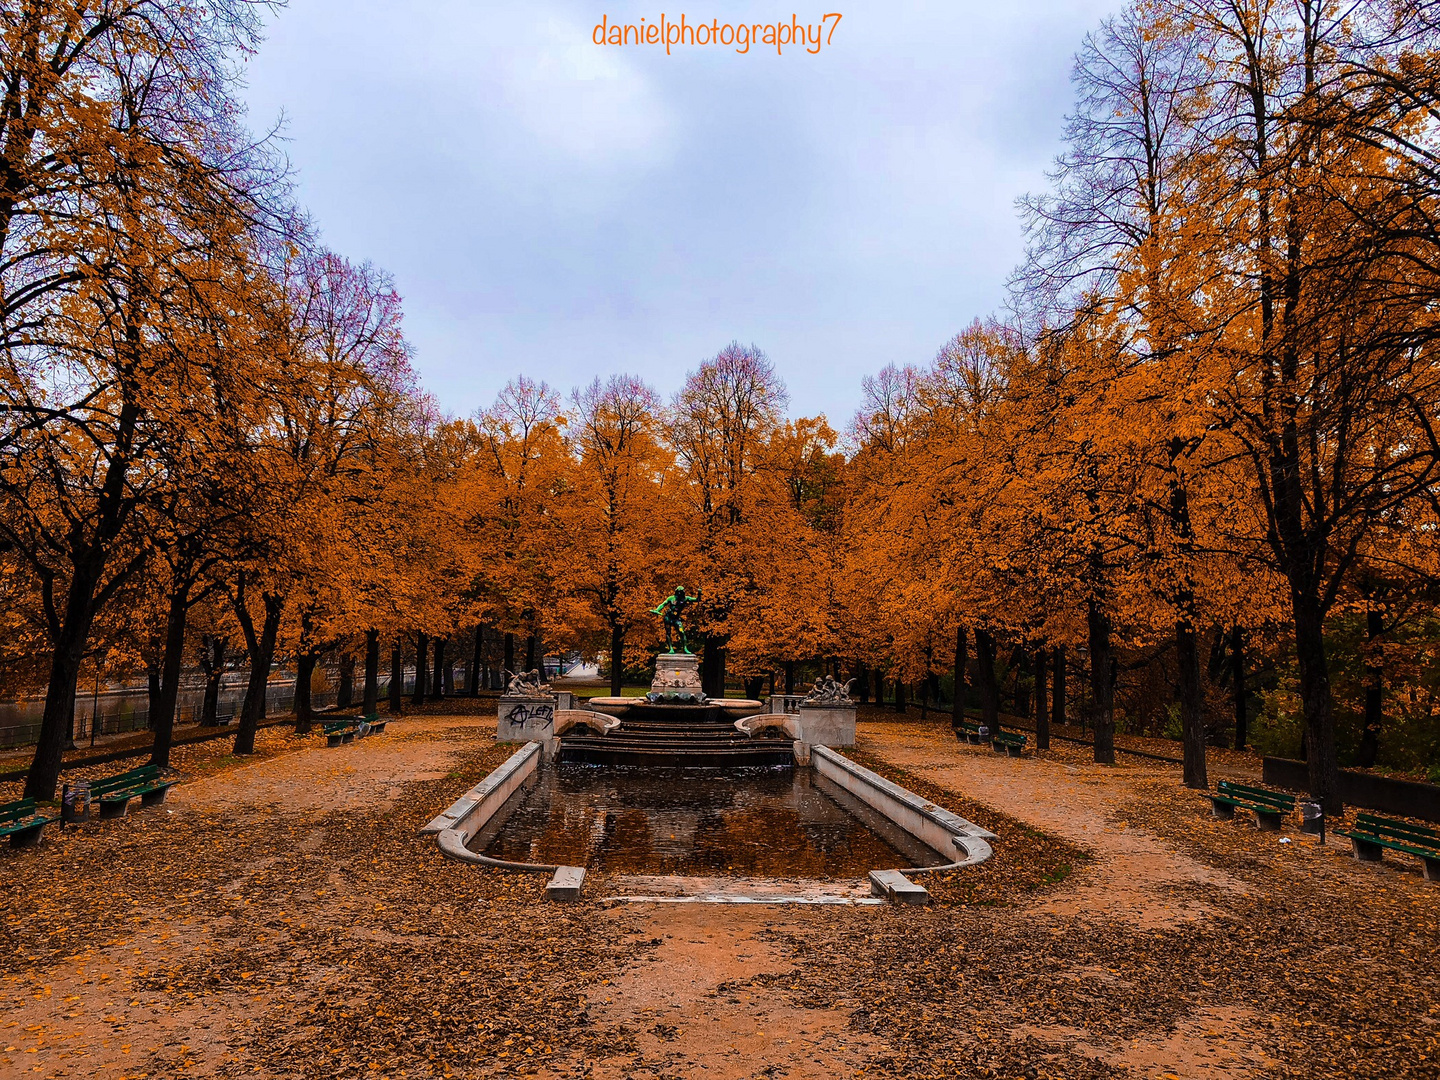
[728,415,848,695]
[2,9,283,796]
[466,377,571,676]
[556,375,676,695]
[223,248,418,754]
[666,342,822,697]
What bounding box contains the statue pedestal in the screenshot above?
[650,653,705,703]
[797,702,857,747]
[497,695,557,743]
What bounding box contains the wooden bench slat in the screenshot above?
[1355,814,1437,842]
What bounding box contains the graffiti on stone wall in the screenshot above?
[506,702,554,729]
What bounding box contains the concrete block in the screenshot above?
[546,865,585,902]
[868,869,929,905]
[796,703,857,747]
[498,696,556,742]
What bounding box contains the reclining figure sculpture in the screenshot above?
[804,675,856,705]
[503,668,551,697]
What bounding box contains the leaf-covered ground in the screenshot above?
[2,710,1436,1079]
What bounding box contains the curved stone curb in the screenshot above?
[426,741,568,883]
[553,710,621,737]
[811,745,996,874]
[733,713,801,740]
[436,826,559,873]
[420,741,541,838]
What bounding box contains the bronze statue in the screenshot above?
[651,585,698,654]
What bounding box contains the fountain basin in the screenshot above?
[468,762,945,877]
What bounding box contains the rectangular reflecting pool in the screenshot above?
[469,764,944,877]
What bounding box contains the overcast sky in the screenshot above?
[240,1,1118,424]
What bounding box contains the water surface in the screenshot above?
[472,764,942,877]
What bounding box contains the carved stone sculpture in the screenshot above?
[503,668,551,697]
[804,675,856,705]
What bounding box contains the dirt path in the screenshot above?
[1,717,489,1080]
[548,904,884,1079]
[173,716,477,814]
[854,720,1250,928]
[4,713,1436,1080]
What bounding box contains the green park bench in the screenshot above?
[1338,813,1440,883]
[90,765,179,820]
[957,721,983,745]
[992,731,1027,757]
[1208,779,1295,831]
[0,798,57,848]
[323,720,359,747]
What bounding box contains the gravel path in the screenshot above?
[3,712,1435,1079]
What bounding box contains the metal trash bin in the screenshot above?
[977,725,990,740]
[1300,800,1325,841]
[61,779,91,824]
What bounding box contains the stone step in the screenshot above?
[557,742,793,768]
[868,869,929,906]
[546,865,585,902]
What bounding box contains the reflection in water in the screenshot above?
[471,764,942,877]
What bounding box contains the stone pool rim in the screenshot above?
[422,740,996,892]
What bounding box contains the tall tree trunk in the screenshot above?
[294,651,317,733]
[977,629,999,732]
[1052,646,1066,737]
[23,395,147,797]
[150,586,191,768]
[873,669,884,705]
[1013,649,1031,719]
[503,632,515,676]
[892,678,906,713]
[1359,605,1383,768]
[469,625,482,697]
[25,571,99,800]
[525,634,536,673]
[1294,594,1342,812]
[433,638,447,697]
[234,592,283,755]
[389,640,403,714]
[200,636,226,726]
[610,623,625,697]
[363,629,380,716]
[336,654,353,709]
[146,658,162,733]
[856,661,869,704]
[1034,646,1049,750]
[1166,434,1207,787]
[1087,602,1115,764]
[702,637,728,699]
[952,626,968,735]
[413,632,429,705]
[1176,621,1208,788]
[1231,627,1246,750]
[784,660,795,694]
